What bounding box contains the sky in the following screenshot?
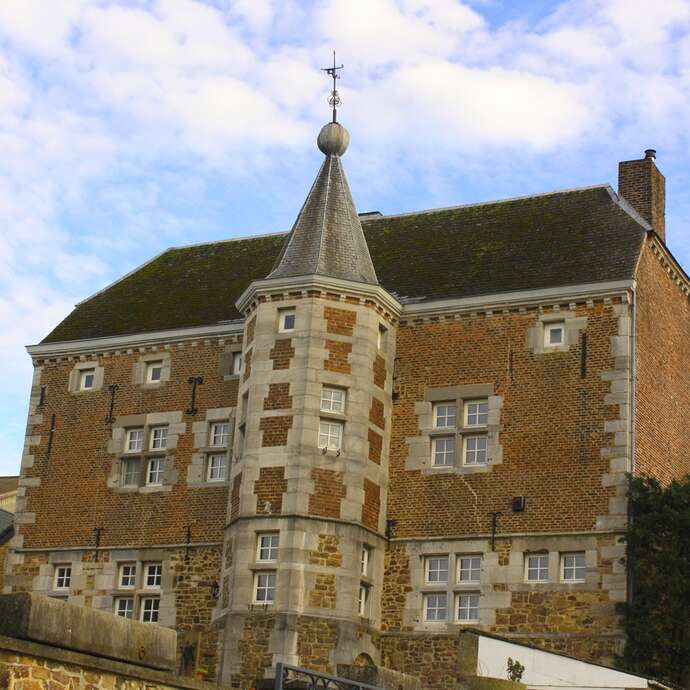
[2,0,690,476]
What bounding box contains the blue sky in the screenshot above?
[2,0,690,476]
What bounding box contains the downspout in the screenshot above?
[626,283,637,615]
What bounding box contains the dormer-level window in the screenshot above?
[232,352,242,375]
[278,308,296,332]
[544,321,565,347]
[146,361,163,383]
[464,400,488,427]
[150,426,168,450]
[210,422,229,447]
[434,402,456,429]
[80,369,95,390]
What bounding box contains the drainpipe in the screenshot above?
[626,284,637,615]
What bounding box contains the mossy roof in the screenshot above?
[43,185,646,343]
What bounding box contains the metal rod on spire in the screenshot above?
[321,51,343,123]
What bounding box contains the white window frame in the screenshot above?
[140,597,160,623]
[561,552,586,583]
[146,457,165,486]
[544,321,565,347]
[278,308,296,333]
[125,429,144,453]
[425,556,449,584]
[210,422,230,448]
[232,351,242,375]
[145,361,163,383]
[114,597,134,618]
[318,420,343,451]
[121,458,139,487]
[54,564,71,591]
[433,402,457,429]
[456,592,480,623]
[206,453,227,482]
[360,546,371,576]
[526,553,550,582]
[254,571,276,604]
[358,583,370,617]
[320,386,346,414]
[149,426,168,450]
[79,369,95,391]
[464,400,488,427]
[257,533,280,562]
[119,563,137,589]
[432,436,455,467]
[423,592,447,622]
[457,555,481,583]
[463,434,487,466]
[144,562,162,589]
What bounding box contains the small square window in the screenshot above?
[432,436,455,466]
[146,458,165,485]
[144,562,162,589]
[360,546,371,576]
[423,592,447,622]
[140,597,160,623]
[526,554,549,582]
[79,369,95,391]
[257,533,279,562]
[119,563,137,589]
[434,402,456,428]
[278,308,296,332]
[114,597,134,618]
[318,420,343,451]
[561,552,586,582]
[122,458,139,487]
[358,583,370,616]
[207,453,227,482]
[456,592,480,622]
[150,427,168,450]
[232,352,242,375]
[544,322,565,347]
[458,556,481,583]
[320,387,346,414]
[425,556,449,584]
[463,435,487,465]
[54,565,71,590]
[254,571,276,603]
[126,429,144,453]
[210,422,230,447]
[146,361,163,383]
[464,400,488,427]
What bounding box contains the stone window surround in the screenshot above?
[67,361,105,394]
[526,310,588,355]
[220,343,243,380]
[187,407,235,487]
[107,412,184,494]
[407,384,503,475]
[132,351,172,387]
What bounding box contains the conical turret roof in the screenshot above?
[267,123,378,285]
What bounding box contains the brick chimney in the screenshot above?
[618,149,666,241]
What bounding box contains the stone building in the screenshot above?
[4,110,690,690]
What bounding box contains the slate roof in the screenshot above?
[268,154,378,285]
[0,508,13,545]
[42,185,647,344]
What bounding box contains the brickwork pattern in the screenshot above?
[235,615,275,690]
[269,339,295,370]
[259,416,292,447]
[263,383,292,411]
[380,634,458,690]
[324,307,357,336]
[324,340,352,374]
[373,355,386,389]
[308,469,346,519]
[245,316,256,346]
[296,616,338,674]
[308,574,337,609]
[381,544,413,632]
[243,348,252,382]
[309,535,342,567]
[367,429,382,465]
[230,473,242,521]
[361,480,380,531]
[254,467,288,514]
[369,398,385,429]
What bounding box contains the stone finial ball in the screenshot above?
[317,122,350,156]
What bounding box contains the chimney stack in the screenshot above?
[618,149,666,242]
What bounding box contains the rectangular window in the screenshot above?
[140,597,160,623]
[526,554,549,582]
[456,592,480,622]
[561,552,586,582]
[146,458,165,485]
[126,429,144,453]
[119,563,137,589]
[122,458,139,487]
[318,420,343,450]
[320,386,346,414]
[54,565,71,590]
[207,453,227,482]
[425,556,449,584]
[114,597,134,618]
[278,308,296,332]
[210,422,229,447]
[464,400,488,427]
[463,435,487,465]
[150,426,168,450]
[458,556,481,583]
[360,546,371,576]
[358,583,370,617]
[434,402,456,428]
[377,324,387,350]
[432,436,455,466]
[254,572,276,603]
[232,351,242,375]
[423,592,447,622]
[544,321,565,347]
[257,533,279,562]
[144,562,162,589]
[79,369,95,390]
[146,361,163,383]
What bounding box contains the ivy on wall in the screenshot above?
[623,474,690,688]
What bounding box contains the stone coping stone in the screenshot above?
[0,593,176,672]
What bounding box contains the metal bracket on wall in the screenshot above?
[105,384,119,425]
[186,376,204,416]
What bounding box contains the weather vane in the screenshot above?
[321,51,343,123]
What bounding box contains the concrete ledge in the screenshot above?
[0,593,176,672]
